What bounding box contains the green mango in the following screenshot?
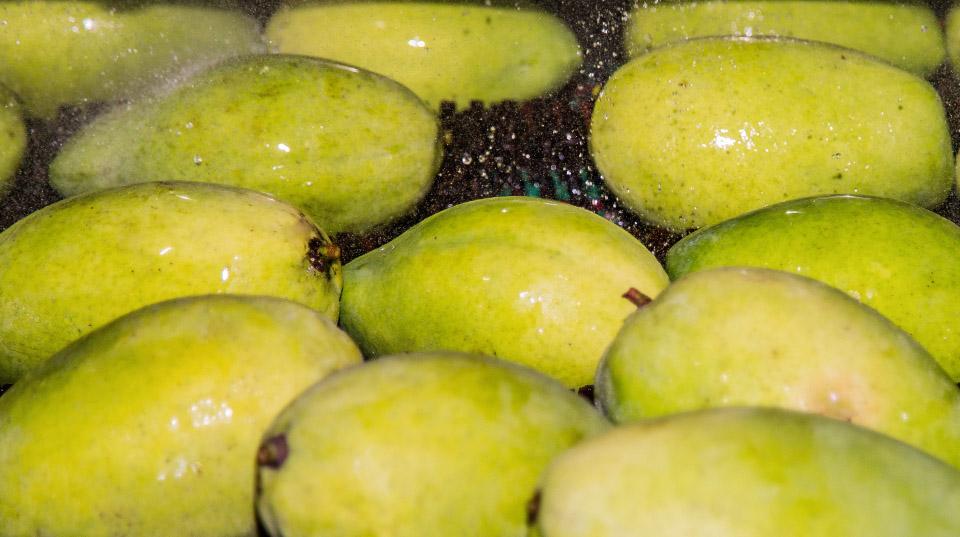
[946,3,960,75]
[340,196,669,388]
[667,194,960,380]
[0,84,26,198]
[0,1,263,118]
[532,408,960,537]
[50,54,441,235]
[591,37,953,232]
[264,1,581,109]
[596,267,960,468]
[626,0,945,76]
[0,181,342,383]
[256,352,608,537]
[0,294,362,536]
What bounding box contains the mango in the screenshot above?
[0,1,263,118]
[0,84,26,198]
[597,267,960,468]
[0,181,341,383]
[265,1,581,109]
[256,352,607,537]
[533,408,960,537]
[667,194,960,380]
[50,54,441,234]
[591,37,953,231]
[0,295,362,536]
[626,0,945,75]
[340,196,669,388]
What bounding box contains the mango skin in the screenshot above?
[596,267,960,469]
[0,181,342,383]
[0,84,26,198]
[945,4,960,75]
[627,0,945,76]
[265,2,581,109]
[534,408,960,537]
[0,1,263,118]
[340,196,669,388]
[50,54,441,234]
[667,194,960,381]
[0,295,362,537]
[256,352,608,537]
[591,37,953,232]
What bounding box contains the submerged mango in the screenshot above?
[591,37,953,231]
[0,1,263,118]
[667,194,960,380]
[626,0,945,75]
[0,182,342,383]
[265,1,581,109]
[50,54,441,235]
[340,196,668,388]
[0,295,362,536]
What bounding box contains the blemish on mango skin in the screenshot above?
[307,237,341,277]
[258,434,290,470]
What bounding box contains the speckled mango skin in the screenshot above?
[534,408,960,537]
[667,194,960,381]
[627,1,945,75]
[256,352,608,537]
[596,267,960,469]
[591,37,953,232]
[0,181,342,383]
[50,54,440,235]
[265,2,581,109]
[0,84,26,198]
[0,1,263,118]
[340,197,669,388]
[0,295,362,537]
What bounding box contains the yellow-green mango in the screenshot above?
[0,1,263,118]
[0,84,26,198]
[0,181,342,383]
[667,194,960,380]
[50,54,441,234]
[591,37,953,231]
[596,267,960,468]
[627,0,945,75]
[945,3,960,74]
[256,352,608,537]
[265,1,581,109]
[533,408,960,537]
[0,295,362,536]
[340,196,669,388]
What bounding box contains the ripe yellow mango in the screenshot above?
[0,182,342,383]
[0,295,362,536]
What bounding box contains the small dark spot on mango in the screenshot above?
[257,434,289,469]
[575,384,595,404]
[526,490,542,526]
